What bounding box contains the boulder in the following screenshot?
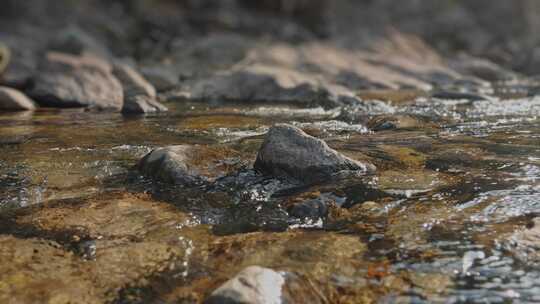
[0,86,36,111]
[254,124,374,183]
[138,145,240,184]
[204,266,284,304]
[29,52,124,110]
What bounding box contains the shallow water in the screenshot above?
[1,95,540,303]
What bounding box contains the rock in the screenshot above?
[170,37,466,107]
[254,124,374,183]
[29,52,124,110]
[0,86,36,111]
[112,62,156,99]
[178,66,355,108]
[138,145,240,184]
[122,95,167,114]
[112,62,167,114]
[204,266,285,304]
[0,43,10,75]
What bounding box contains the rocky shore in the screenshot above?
[2,1,540,303]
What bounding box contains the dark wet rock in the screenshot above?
[140,66,179,91]
[0,86,36,111]
[431,90,490,101]
[112,62,156,99]
[204,266,285,304]
[0,43,10,75]
[48,25,110,58]
[29,52,124,110]
[254,124,375,183]
[367,115,438,131]
[122,95,167,114]
[138,145,241,185]
[289,199,328,221]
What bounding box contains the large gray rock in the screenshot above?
[204,266,285,304]
[29,52,124,110]
[0,86,36,111]
[138,145,240,184]
[254,124,374,183]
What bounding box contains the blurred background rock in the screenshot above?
[1,0,540,75]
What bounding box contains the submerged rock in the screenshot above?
[204,266,285,304]
[254,124,374,183]
[29,52,124,110]
[0,86,36,111]
[138,145,241,184]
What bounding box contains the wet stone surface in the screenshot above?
[0,93,539,303]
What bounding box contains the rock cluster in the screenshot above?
[139,124,375,186]
[29,52,124,110]
[0,41,167,113]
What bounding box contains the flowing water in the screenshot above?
[1,94,540,303]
